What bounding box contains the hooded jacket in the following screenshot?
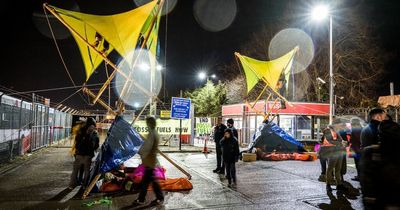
[220,129,240,163]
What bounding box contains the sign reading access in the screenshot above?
[171,97,191,119]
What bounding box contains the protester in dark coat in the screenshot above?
[220,129,240,187]
[378,116,400,208]
[361,109,386,149]
[213,117,227,174]
[350,118,363,181]
[69,117,99,189]
[360,108,386,209]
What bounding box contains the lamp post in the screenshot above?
[334,95,344,116]
[311,5,334,125]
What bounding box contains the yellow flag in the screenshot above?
[236,47,298,93]
[51,0,158,80]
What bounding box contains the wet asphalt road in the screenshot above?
[0,147,363,210]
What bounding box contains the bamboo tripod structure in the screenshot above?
[43,1,192,199]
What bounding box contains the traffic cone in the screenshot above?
[202,138,210,154]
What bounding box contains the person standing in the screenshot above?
[220,129,240,187]
[349,118,363,181]
[361,108,386,148]
[323,126,347,192]
[227,118,238,139]
[360,108,386,209]
[69,117,99,189]
[213,117,227,174]
[134,116,164,205]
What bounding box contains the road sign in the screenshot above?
[171,97,191,119]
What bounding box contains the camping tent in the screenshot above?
[250,122,306,153]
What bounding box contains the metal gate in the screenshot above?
[30,103,50,151]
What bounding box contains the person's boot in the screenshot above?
[213,168,220,173]
[326,184,332,191]
[351,176,360,181]
[318,174,326,182]
[228,180,232,188]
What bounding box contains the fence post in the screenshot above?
[8,140,14,161]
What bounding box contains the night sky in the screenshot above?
[1,0,400,110]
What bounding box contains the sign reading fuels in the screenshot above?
[171,97,191,119]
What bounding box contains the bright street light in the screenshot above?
[211,74,216,79]
[156,64,163,71]
[198,71,206,80]
[310,4,334,124]
[311,5,329,21]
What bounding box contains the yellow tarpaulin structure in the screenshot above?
[50,0,158,80]
[235,47,298,94]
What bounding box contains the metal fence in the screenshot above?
[0,93,72,163]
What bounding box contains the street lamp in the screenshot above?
[198,71,207,80]
[311,4,334,125]
[334,95,344,116]
[316,77,326,102]
[198,71,217,81]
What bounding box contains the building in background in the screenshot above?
[222,101,330,146]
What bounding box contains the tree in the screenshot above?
[185,80,227,117]
[222,1,389,107]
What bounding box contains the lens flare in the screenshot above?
[32,3,80,40]
[115,49,162,109]
[193,0,237,32]
[269,28,315,74]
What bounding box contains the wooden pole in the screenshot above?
[82,88,116,115]
[158,149,192,180]
[131,99,151,125]
[249,85,269,109]
[244,100,266,117]
[265,98,279,120]
[82,174,101,199]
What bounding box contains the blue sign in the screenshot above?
[171,97,191,119]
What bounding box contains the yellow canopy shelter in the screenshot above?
[48,1,158,80]
[235,46,298,94]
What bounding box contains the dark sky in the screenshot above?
[1,0,400,110]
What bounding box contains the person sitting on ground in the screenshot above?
[220,129,240,187]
